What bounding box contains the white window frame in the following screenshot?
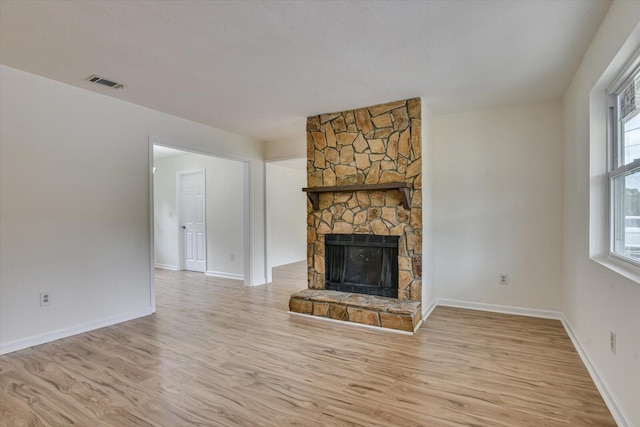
[608,62,640,267]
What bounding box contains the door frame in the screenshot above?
[177,168,207,272]
[148,138,254,313]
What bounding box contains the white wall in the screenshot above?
[267,161,306,268]
[264,137,306,161]
[563,1,640,425]
[421,99,436,313]
[433,100,564,311]
[154,152,244,278]
[0,65,265,353]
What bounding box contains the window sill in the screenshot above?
[592,253,640,284]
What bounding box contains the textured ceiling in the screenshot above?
[0,0,611,143]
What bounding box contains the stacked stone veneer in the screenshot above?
[306,98,422,301]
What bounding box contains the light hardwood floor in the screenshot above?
[0,262,615,426]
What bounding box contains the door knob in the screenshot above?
[181,226,186,229]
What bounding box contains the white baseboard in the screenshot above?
[561,316,632,427]
[154,263,178,271]
[272,259,306,268]
[247,276,267,287]
[413,300,437,332]
[205,270,244,280]
[421,300,437,321]
[435,298,562,320]
[0,294,629,425]
[432,298,628,426]
[0,307,154,355]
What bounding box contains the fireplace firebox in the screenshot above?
[325,234,399,298]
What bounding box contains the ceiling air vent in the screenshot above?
[85,75,123,89]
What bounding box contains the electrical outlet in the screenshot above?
[499,274,509,285]
[230,253,235,261]
[40,292,52,306]
[610,331,616,354]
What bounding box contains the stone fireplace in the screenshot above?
[289,98,423,332]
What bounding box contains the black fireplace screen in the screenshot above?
[325,234,399,298]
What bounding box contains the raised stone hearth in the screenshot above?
[289,289,421,332]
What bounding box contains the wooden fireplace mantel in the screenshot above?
[302,182,412,210]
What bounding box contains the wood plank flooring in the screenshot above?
[0,262,615,426]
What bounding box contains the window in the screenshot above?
[610,64,640,262]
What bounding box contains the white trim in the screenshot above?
[412,301,437,333]
[0,308,154,355]
[430,299,627,425]
[413,317,424,333]
[205,270,244,280]
[561,316,632,427]
[151,140,252,287]
[265,154,309,162]
[148,138,156,312]
[435,298,562,320]
[607,46,640,94]
[264,162,273,284]
[421,300,437,322]
[271,259,306,269]
[155,263,178,271]
[243,161,253,286]
[152,140,253,164]
[593,254,640,285]
[287,311,415,335]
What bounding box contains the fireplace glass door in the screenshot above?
[325,234,398,298]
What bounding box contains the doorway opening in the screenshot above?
[265,158,307,283]
[151,144,247,285]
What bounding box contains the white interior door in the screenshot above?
[179,170,206,273]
